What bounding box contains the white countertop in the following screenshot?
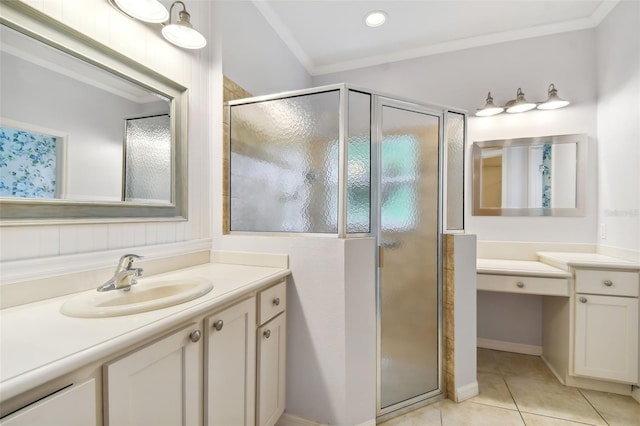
[0,262,290,401]
[537,252,640,271]
[477,258,572,278]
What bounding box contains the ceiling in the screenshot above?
[252,0,618,76]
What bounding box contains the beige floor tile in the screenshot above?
[580,389,640,426]
[381,402,442,426]
[477,348,502,375]
[505,376,606,426]
[520,412,597,425]
[473,371,518,410]
[493,351,557,382]
[440,399,524,426]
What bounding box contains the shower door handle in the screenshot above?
[378,245,384,268]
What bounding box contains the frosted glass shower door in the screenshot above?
[378,102,440,412]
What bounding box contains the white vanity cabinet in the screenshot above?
[0,260,290,426]
[205,297,256,426]
[0,380,97,426]
[103,323,203,426]
[573,269,639,384]
[256,281,287,426]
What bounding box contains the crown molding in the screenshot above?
[253,0,620,77]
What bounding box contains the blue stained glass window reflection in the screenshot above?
[0,126,58,198]
[381,135,418,231]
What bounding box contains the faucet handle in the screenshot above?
[117,253,144,269]
[121,253,143,261]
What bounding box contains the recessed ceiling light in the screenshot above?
[365,10,387,27]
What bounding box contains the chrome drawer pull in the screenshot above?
[579,297,588,303]
[516,281,525,288]
[273,297,281,306]
[603,280,613,287]
[213,320,224,331]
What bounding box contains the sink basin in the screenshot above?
[61,278,213,318]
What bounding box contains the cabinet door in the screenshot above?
[0,380,96,426]
[574,294,638,383]
[205,297,256,426]
[104,323,202,426]
[257,312,286,426]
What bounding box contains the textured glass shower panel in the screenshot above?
[124,114,171,203]
[347,90,371,233]
[445,112,465,230]
[230,90,340,233]
[379,106,440,410]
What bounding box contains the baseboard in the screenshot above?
[478,338,542,356]
[277,413,323,426]
[276,413,375,426]
[564,374,634,396]
[632,386,640,404]
[455,381,479,402]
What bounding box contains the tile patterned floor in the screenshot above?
[380,348,640,426]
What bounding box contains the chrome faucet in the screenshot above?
[97,254,144,292]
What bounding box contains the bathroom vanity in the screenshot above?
[477,251,639,394]
[0,258,290,426]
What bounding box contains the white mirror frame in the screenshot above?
[0,1,188,225]
[472,133,587,216]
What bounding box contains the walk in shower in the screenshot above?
[227,84,465,417]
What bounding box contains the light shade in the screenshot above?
[162,2,207,49]
[111,0,169,23]
[365,11,387,27]
[506,88,536,113]
[537,83,570,110]
[475,92,504,117]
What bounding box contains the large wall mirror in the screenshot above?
[0,2,187,224]
[472,134,587,216]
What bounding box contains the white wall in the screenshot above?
[596,0,640,256]
[0,0,216,262]
[220,0,312,95]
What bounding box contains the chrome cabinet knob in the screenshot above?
[190,330,201,343]
[273,297,280,306]
[263,329,271,339]
[516,281,525,288]
[579,296,588,303]
[603,280,613,287]
[213,320,224,331]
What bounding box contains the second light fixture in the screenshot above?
[476,84,569,117]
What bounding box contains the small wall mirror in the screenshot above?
[472,134,587,216]
[0,2,187,224]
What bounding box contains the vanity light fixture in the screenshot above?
[537,83,570,110]
[505,88,536,113]
[109,0,207,50]
[365,10,388,27]
[109,0,169,23]
[475,92,504,117]
[476,83,570,116]
[161,1,207,49]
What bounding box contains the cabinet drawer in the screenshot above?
[0,380,96,426]
[477,274,570,296]
[258,280,286,325]
[575,270,639,297]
